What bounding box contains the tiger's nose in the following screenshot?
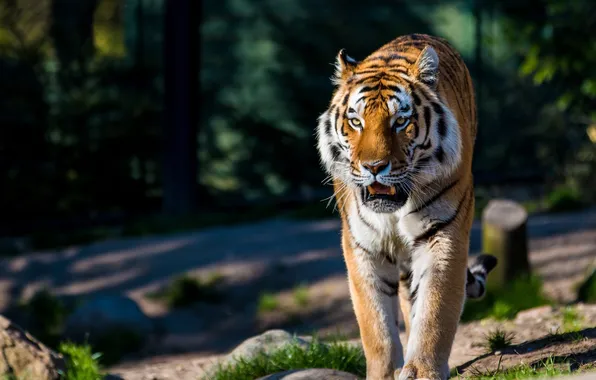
[362,159,390,175]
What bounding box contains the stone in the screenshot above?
[224,329,309,365]
[63,294,153,346]
[0,315,65,380]
[256,368,361,380]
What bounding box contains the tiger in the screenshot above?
[315,33,498,380]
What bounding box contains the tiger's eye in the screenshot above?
[350,118,361,126]
[395,117,407,126]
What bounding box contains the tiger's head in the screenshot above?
[316,45,462,214]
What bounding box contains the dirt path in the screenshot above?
[0,208,595,377]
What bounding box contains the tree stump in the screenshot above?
[482,199,530,290]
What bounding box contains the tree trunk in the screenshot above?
[482,199,530,290]
[162,0,199,215]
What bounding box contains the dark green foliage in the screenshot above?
[20,289,69,348]
[152,273,224,308]
[461,275,551,322]
[90,326,144,366]
[206,338,366,380]
[544,186,585,213]
[577,268,596,303]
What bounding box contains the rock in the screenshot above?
[64,294,153,347]
[0,315,65,380]
[256,368,361,380]
[514,305,553,323]
[224,329,309,365]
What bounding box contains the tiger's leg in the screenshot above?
[395,237,467,380]
[342,233,404,379]
[396,181,475,380]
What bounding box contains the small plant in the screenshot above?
[58,342,104,380]
[152,272,224,308]
[464,356,572,379]
[482,328,515,353]
[561,306,583,333]
[544,185,584,213]
[206,338,365,380]
[257,292,279,313]
[461,275,551,322]
[292,283,309,307]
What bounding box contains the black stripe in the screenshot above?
[330,144,342,162]
[360,84,380,93]
[348,107,356,113]
[423,106,432,129]
[437,115,447,137]
[410,283,419,302]
[324,118,332,136]
[342,93,349,106]
[407,178,459,215]
[411,91,420,106]
[431,101,444,115]
[466,269,475,285]
[384,253,396,265]
[353,240,371,255]
[413,186,471,244]
[380,276,399,296]
[382,84,401,93]
[435,146,444,163]
[355,200,375,231]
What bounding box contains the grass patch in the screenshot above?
[257,292,279,313]
[576,267,596,303]
[292,284,310,307]
[206,338,365,380]
[459,356,572,379]
[58,342,104,380]
[482,328,515,353]
[544,186,585,213]
[151,272,224,308]
[461,275,551,322]
[561,306,584,333]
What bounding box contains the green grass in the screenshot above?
[58,342,104,380]
[205,338,365,380]
[150,272,224,308]
[257,292,279,313]
[458,356,572,380]
[292,284,310,307]
[482,328,515,353]
[561,306,584,333]
[461,275,551,322]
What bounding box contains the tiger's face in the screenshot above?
[317,46,462,214]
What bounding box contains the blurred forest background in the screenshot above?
[1,0,596,244]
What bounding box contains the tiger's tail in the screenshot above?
[465,254,498,299]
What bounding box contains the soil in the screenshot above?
[0,209,595,379]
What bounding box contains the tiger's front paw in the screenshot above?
[394,361,444,380]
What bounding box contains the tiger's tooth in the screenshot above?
[389,186,396,195]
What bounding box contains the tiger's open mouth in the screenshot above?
[362,182,408,213]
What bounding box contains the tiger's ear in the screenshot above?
[415,45,439,89]
[333,49,358,85]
